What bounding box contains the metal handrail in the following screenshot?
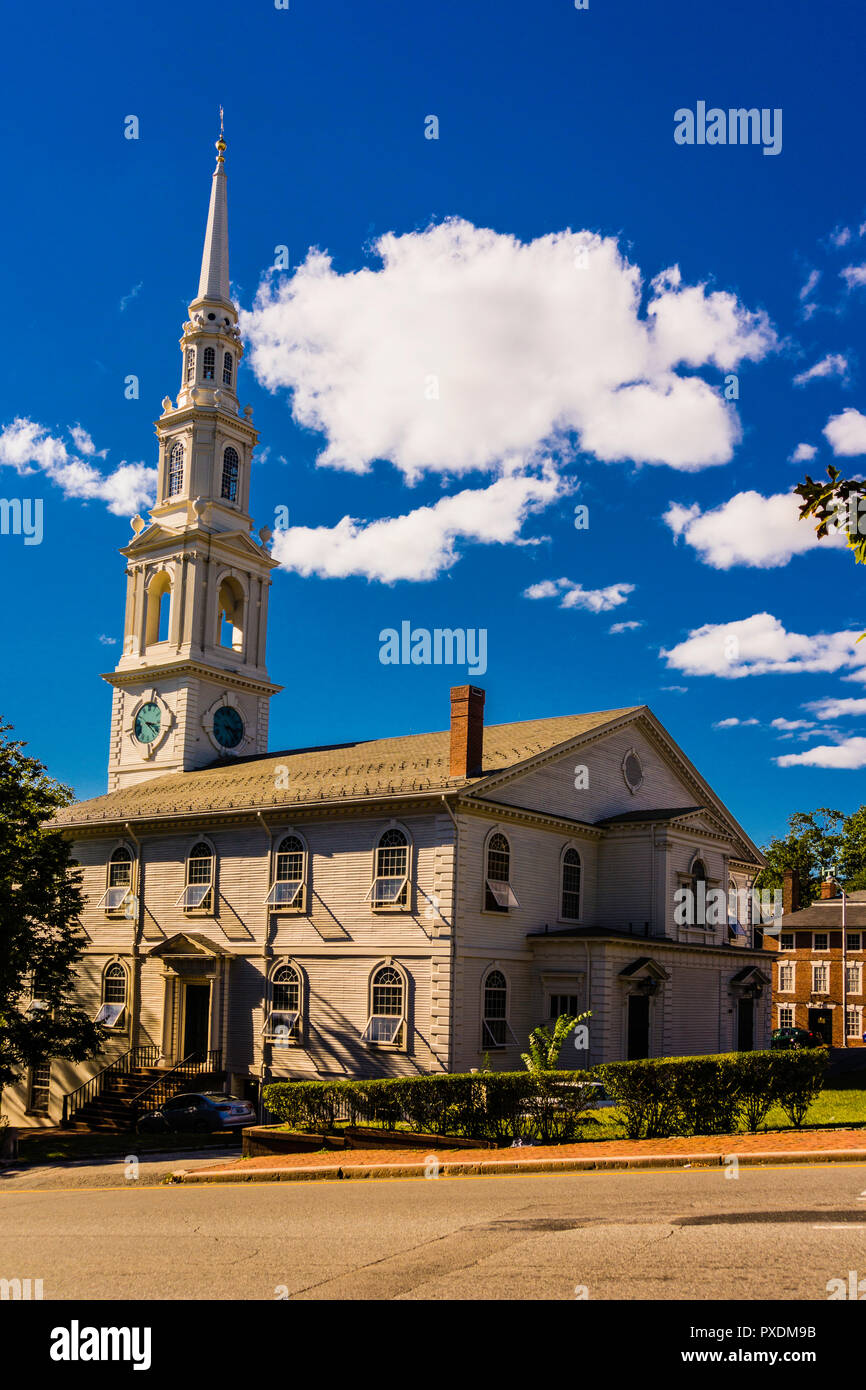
[129,1049,223,1113]
[60,1044,161,1126]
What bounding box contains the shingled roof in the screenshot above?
[54,707,640,829]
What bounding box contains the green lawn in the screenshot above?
[577,1082,865,1141]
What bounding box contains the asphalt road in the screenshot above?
[2,1162,866,1300]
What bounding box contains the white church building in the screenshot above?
[4,132,771,1129]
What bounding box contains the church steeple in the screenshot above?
[103,124,281,792]
[197,118,231,304]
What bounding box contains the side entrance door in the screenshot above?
[808,1008,833,1045]
[627,994,650,1060]
[183,984,211,1057]
[737,998,754,1051]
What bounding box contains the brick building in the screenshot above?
[767,870,866,1047]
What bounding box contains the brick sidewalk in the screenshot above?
[172,1126,866,1183]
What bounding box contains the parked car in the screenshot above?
[770,1026,823,1050]
[136,1092,256,1135]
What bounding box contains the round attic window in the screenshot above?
[623,750,643,793]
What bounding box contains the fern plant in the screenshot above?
[521,1010,591,1073]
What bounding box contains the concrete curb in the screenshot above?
[170,1147,866,1184]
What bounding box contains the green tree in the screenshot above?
[0,721,104,1086]
[756,806,866,907]
[795,465,866,566]
[521,1011,591,1073]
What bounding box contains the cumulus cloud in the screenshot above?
[270,469,562,582]
[771,717,815,732]
[663,491,844,569]
[841,265,866,290]
[0,418,155,516]
[661,612,866,680]
[790,442,817,462]
[713,717,760,728]
[805,696,866,719]
[778,737,866,769]
[524,575,635,613]
[824,408,866,456]
[793,353,849,387]
[241,220,776,482]
[609,619,643,634]
[829,227,852,248]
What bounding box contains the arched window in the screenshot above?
[167,442,184,497]
[690,858,708,929]
[221,446,239,502]
[265,835,305,909]
[222,351,233,386]
[145,572,171,647]
[367,828,409,907]
[98,847,134,913]
[485,832,517,911]
[185,347,195,383]
[176,842,214,911]
[203,346,215,380]
[362,965,405,1045]
[95,963,126,1027]
[264,964,301,1045]
[217,577,245,652]
[561,847,582,921]
[482,969,510,1049]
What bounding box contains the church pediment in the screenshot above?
[147,931,228,958]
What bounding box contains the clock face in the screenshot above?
[134,701,162,744]
[213,705,244,749]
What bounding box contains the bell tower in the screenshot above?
[105,121,282,791]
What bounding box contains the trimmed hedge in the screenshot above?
[262,1071,600,1144]
[595,1048,830,1139]
[263,1049,831,1146]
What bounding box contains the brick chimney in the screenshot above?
[820,879,838,900]
[450,685,485,778]
[782,868,800,916]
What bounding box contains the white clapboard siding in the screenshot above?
[670,967,721,1056]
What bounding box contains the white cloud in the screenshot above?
[119,281,143,312]
[805,696,866,719]
[799,269,821,301]
[662,612,866,680]
[793,353,849,387]
[841,265,866,290]
[770,717,815,732]
[824,408,866,456]
[609,619,643,634]
[830,227,852,248]
[241,220,776,481]
[0,418,155,516]
[790,442,817,462]
[270,469,562,582]
[524,575,635,613]
[661,685,688,693]
[713,717,759,728]
[778,737,866,769]
[97,634,116,645]
[663,490,844,569]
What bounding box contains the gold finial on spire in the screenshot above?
[216,106,226,161]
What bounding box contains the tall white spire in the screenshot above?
[197,114,230,304]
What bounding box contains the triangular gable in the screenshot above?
[147,931,227,958]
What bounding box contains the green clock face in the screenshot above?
[213,705,244,749]
[134,701,162,744]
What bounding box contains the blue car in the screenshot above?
[136,1091,256,1135]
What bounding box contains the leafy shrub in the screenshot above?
[770,1047,829,1128]
[736,1051,782,1133]
[594,1059,680,1139]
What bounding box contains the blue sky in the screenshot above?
[2,0,866,845]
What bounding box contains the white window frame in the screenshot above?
[176,841,215,912]
[559,846,582,923]
[264,834,307,912]
[481,968,518,1050]
[28,1062,50,1115]
[812,961,829,993]
[779,932,795,951]
[262,963,303,1046]
[97,845,135,915]
[846,961,862,996]
[847,932,863,953]
[366,827,411,911]
[483,831,518,913]
[777,1005,795,1029]
[813,932,830,952]
[94,962,128,1030]
[846,1005,863,1040]
[361,965,406,1049]
[777,961,795,994]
